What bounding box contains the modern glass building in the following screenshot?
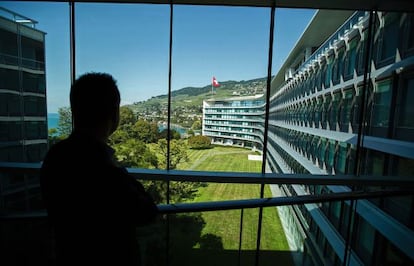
[0,7,47,211]
[268,10,414,265]
[202,94,265,151]
[0,1,413,266]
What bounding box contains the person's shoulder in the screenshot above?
[45,138,73,157]
[41,138,68,167]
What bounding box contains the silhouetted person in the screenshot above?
[40,73,158,266]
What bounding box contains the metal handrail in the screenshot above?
[1,162,413,188]
[1,188,412,220]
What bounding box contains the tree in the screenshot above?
[48,128,62,146]
[191,120,202,130]
[48,128,58,137]
[159,129,181,140]
[57,106,72,138]
[188,135,212,149]
[154,139,188,170]
[112,139,157,169]
[132,119,159,143]
[119,106,136,126]
[151,138,205,203]
[108,128,131,145]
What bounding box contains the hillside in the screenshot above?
[126,77,267,128]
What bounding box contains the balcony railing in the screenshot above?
[0,53,45,71]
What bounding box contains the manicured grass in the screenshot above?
[171,146,293,266]
[179,145,256,171]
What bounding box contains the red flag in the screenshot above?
[212,76,220,87]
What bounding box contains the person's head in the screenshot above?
[70,72,120,139]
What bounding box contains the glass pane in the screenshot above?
[0,0,69,204]
[75,4,170,210]
[172,5,268,173]
[0,2,69,265]
[397,77,414,128]
[371,80,392,128]
[265,8,414,266]
[0,3,413,266]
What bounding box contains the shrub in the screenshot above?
[188,135,212,149]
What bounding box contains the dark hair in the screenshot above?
[70,72,120,128]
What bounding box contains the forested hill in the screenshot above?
[128,77,266,110]
[164,77,267,98]
[126,76,267,128]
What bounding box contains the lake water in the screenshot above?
[48,113,59,129]
[158,124,187,135]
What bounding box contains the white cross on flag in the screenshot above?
[212,76,220,87]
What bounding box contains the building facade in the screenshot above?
[0,8,47,211]
[202,94,265,151]
[268,10,414,265]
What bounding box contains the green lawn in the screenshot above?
[169,146,293,266]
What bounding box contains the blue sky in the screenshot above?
[1,2,315,112]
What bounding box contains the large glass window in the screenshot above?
[397,77,414,128]
[0,68,19,91]
[24,95,41,116]
[402,13,414,58]
[381,239,413,265]
[324,54,334,89]
[0,26,18,59]
[353,216,375,265]
[393,75,414,141]
[351,87,363,133]
[375,13,400,67]
[21,36,45,70]
[340,88,353,132]
[0,4,413,266]
[343,37,359,81]
[173,5,269,172]
[356,29,368,75]
[370,79,392,136]
[322,93,331,129]
[364,150,385,175]
[329,92,341,130]
[332,48,344,85]
[335,143,347,174]
[22,72,46,93]
[75,3,169,173]
[326,140,336,173]
[315,96,323,128]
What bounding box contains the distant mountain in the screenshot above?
[153,77,267,98]
[125,76,267,128]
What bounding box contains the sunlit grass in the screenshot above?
[171,145,293,266]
